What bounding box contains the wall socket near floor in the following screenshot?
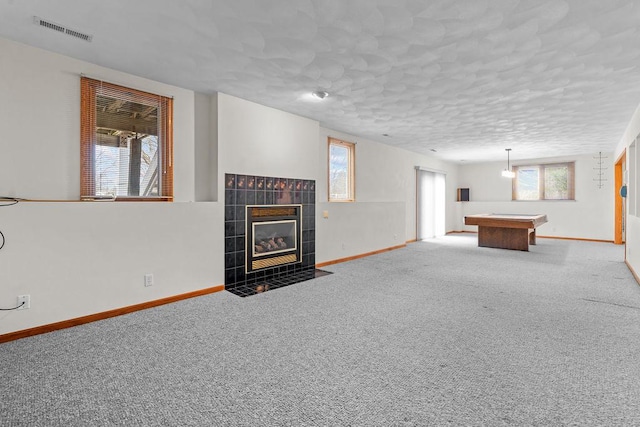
[144,274,154,287]
[17,295,30,310]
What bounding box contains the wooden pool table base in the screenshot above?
[464,214,548,251]
[478,226,536,251]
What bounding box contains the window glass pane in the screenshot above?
[544,165,569,199]
[516,167,539,200]
[95,94,160,197]
[140,136,159,196]
[329,143,350,200]
[95,143,118,197]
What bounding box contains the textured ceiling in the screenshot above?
[1,0,640,163]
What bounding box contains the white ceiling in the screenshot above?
[1,0,640,163]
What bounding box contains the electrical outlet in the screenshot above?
[17,295,30,310]
[144,274,153,287]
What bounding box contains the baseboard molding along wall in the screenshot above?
[316,244,407,268]
[0,285,225,344]
[447,230,613,244]
[625,260,640,287]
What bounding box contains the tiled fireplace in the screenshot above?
[224,173,322,296]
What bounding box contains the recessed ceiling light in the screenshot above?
[311,90,329,100]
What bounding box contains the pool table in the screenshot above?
[464,213,548,251]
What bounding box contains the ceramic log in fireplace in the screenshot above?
[246,205,302,273]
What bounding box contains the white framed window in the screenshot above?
[513,162,575,200]
[328,137,355,202]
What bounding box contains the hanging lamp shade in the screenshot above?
[502,148,515,178]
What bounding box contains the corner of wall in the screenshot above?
[194,92,218,202]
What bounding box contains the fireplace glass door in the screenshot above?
[253,220,297,257]
[246,205,302,273]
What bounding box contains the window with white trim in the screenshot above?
[512,162,575,200]
[328,137,355,202]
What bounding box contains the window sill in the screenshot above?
[511,199,576,202]
[80,196,173,202]
[13,197,173,203]
[114,196,173,202]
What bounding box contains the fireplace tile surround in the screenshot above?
[224,173,323,297]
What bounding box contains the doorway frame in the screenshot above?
[614,151,626,247]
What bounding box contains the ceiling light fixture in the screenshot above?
[502,148,515,178]
[311,90,329,100]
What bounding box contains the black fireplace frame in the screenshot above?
[245,204,302,273]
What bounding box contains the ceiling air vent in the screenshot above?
[33,16,93,42]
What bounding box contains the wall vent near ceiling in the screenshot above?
[33,16,93,42]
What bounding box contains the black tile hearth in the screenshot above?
[224,173,316,293]
[226,269,332,297]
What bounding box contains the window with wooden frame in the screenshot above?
[512,162,575,201]
[81,77,173,201]
[328,137,355,202]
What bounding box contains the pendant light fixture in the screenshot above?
[502,148,515,178]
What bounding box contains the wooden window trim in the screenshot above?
[80,77,173,201]
[328,137,356,202]
[512,162,575,201]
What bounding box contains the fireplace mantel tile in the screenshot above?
[224,173,316,295]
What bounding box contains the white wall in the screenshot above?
[316,128,459,262]
[194,92,218,201]
[0,38,223,335]
[216,95,405,265]
[457,154,615,241]
[217,93,320,184]
[0,38,196,202]
[212,95,462,264]
[0,202,222,334]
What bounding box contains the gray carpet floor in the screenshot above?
[2,235,640,426]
